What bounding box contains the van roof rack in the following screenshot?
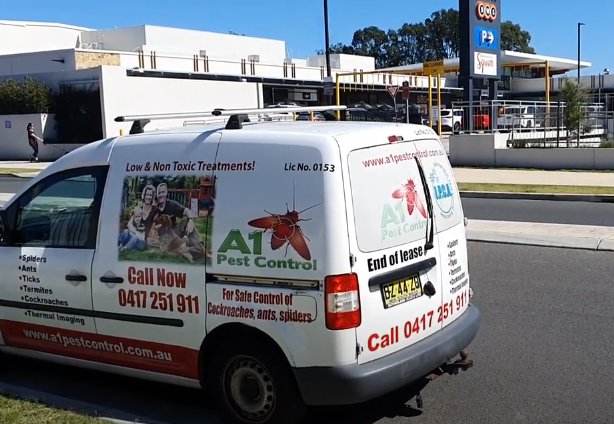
[115,105,348,133]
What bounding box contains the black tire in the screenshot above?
[207,338,306,424]
[453,122,461,132]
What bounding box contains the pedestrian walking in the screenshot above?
[27,122,43,162]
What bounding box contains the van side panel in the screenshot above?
[91,132,220,380]
[206,132,356,368]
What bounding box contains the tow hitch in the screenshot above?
[425,350,473,381]
[415,350,473,408]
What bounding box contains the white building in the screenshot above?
[0,19,609,154]
[0,19,455,141]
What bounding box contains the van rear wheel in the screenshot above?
[208,339,306,424]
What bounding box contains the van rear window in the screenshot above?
[347,144,439,253]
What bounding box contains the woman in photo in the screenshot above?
[140,184,160,247]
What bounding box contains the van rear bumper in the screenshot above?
[293,303,480,406]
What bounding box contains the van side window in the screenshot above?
[2,166,108,249]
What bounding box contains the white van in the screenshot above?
[0,106,479,424]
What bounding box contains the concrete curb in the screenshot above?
[467,230,614,251]
[0,381,168,424]
[460,190,614,203]
[0,172,39,178]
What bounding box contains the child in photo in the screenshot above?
[118,206,147,251]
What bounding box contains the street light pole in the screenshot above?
[577,22,585,146]
[323,0,332,105]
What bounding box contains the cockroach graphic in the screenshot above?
[392,178,428,219]
[247,182,321,261]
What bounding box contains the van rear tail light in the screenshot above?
[325,273,361,330]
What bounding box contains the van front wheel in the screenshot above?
[209,339,306,424]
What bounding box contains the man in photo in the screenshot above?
[153,183,204,246]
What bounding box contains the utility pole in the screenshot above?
[323,0,333,105]
[577,22,585,146]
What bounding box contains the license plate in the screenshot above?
[381,274,423,309]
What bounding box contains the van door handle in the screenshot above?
[100,276,124,284]
[65,274,87,282]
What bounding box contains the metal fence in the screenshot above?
[449,100,614,147]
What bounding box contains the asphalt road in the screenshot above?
[0,176,28,196]
[461,197,614,226]
[1,242,612,424]
[1,176,612,226]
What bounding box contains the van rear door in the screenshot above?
[412,138,470,328]
[344,136,448,364]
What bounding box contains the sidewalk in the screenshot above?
[454,168,614,187]
[0,162,613,188]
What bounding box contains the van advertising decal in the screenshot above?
[118,174,214,265]
[207,286,317,324]
[367,245,425,272]
[429,163,455,219]
[215,182,320,272]
[0,320,200,379]
[380,176,428,244]
[392,179,428,219]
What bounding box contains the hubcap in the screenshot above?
[223,356,275,422]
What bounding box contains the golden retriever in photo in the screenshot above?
[153,214,207,263]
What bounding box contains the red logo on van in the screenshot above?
[392,179,427,219]
[248,185,321,261]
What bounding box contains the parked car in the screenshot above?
[497,106,537,130]
[437,109,464,132]
[346,107,386,122]
[296,111,326,121]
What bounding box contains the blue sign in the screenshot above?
[4,121,10,129]
[474,27,499,50]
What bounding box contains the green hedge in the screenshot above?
[0,77,103,144]
[0,76,52,114]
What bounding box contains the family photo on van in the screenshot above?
[118,174,216,265]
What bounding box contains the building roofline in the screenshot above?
[0,19,91,32]
[379,50,592,74]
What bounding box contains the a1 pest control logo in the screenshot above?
[429,163,454,218]
[380,178,427,242]
[392,179,428,219]
[216,182,320,271]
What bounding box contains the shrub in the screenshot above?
[0,76,52,114]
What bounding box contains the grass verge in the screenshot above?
[458,183,614,195]
[0,394,100,423]
[0,168,44,174]
[455,166,614,173]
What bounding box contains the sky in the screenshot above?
[4,0,611,75]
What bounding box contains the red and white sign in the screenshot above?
[386,86,399,98]
[474,52,497,76]
[402,86,410,101]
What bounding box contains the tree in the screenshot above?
[560,77,592,146]
[500,21,534,54]
[319,8,535,68]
